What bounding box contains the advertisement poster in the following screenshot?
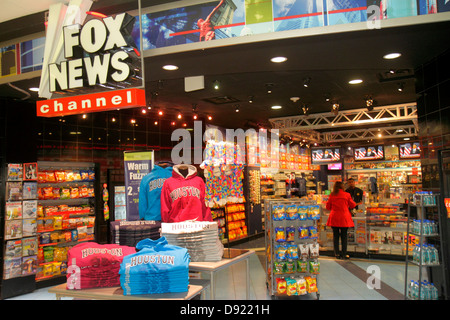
[327,0,367,25]
[20,37,45,74]
[0,44,18,78]
[273,0,324,31]
[124,151,154,221]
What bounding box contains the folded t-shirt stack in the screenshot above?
[110,220,161,247]
[119,237,190,295]
[161,221,224,262]
[66,242,136,290]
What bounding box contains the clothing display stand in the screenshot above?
[265,199,321,299]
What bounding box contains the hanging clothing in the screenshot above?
[138,165,173,221]
[160,164,212,223]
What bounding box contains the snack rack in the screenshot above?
[264,199,321,299]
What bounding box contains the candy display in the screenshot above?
[275,275,318,296]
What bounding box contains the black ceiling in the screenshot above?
[1,4,449,133]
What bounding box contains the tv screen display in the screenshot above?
[328,163,342,170]
[311,147,340,164]
[354,145,384,161]
[399,142,421,159]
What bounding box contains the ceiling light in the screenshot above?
[397,82,405,92]
[193,114,198,120]
[213,80,220,90]
[177,113,182,119]
[29,87,39,92]
[131,119,136,124]
[158,110,163,116]
[349,79,363,84]
[303,77,311,88]
[331,103,340,115]
[162,65,178,71]
[208,116,212,121]
[82,114,87,119]
[111,117,116,122]
[271,105,282,110]
[404,137,410,141]
[378,133,382,138]
[265,83,274,94]
[141,109,147,114]
[154,121,158,125]
[383,53,402,60]
[248,96,254,103]
[271,56,287,63]
[235,104,240,113]
[302,105,309,115]
[171,121,175,126]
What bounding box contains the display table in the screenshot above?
[189,248,255,300]
[48,279,210,300]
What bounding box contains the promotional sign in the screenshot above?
[399,142,421,159]
[311,147,341,164]
[124,151,154,221]
[36,87,145,117]
[354,145,384,161]
[445,198,450,218]
[38,0,143,102]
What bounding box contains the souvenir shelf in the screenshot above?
[265,199,320,299]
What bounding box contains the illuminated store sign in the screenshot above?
[49,12,137,93]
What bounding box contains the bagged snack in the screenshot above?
[285,260,296,274]
[308,205,321,220]
[298,244,310,259]
[286,278,298,296]
[309,243,320,259]
[272,205,285,221]
[296,277,307,295]
[276,278,287,295]
[308,226,318,239]
[298,206,308,220]
[274,261,286,274]
[305,276,318,293]
[298,226,309,239]
[296,259,308,273]
[55,171,66,182]
[309,260,320,274]
[275,244,287,261]
[286,226,295,242]
[286,244,298,260]
[275,227,286,242]
[60,188,70,200]
[285,204,298,220]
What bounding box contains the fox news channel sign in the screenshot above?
[37,7,144,117]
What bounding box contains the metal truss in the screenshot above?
[322,125,418,143]
[269,103,418,132]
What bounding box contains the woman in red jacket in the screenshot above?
[326,181,356,260]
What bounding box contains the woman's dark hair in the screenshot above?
[332,181,344,195]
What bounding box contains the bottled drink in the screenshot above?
[423,244,430,264]
[408,280,415,299]
[430,283,439,300]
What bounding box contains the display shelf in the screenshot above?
[265,199,321,299]
[404,193,446,300]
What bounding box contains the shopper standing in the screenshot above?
[326,181,356,260]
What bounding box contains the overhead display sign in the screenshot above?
[37,0,144,116]
[311,147,341,164]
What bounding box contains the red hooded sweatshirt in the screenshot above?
[326,189,356,228]
[160,164,212,223]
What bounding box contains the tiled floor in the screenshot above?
[6,236,421,300]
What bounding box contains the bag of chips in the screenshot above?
[273,205,285,221]
[305,276,318,293]
[275,227,286,242]
[298,226,309,239]
[286,226,295,242]
[274,261,286,274]
[296,259,308,273]
[298,206,308,220]
[286,278,298,296]
[285,205,298,220]
[309,260,320,274]
[276,278,287,295]
[275,244,287,261]
[309,243,320,259]
[296,277,307,295]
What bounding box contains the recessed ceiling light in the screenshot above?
[404,137,411,141]
[349,79,363,84]
[383,53,402,60]
[29,87,39,92]
[271,56,287,63]
[162,65,178,70]
[271,105,282,110]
